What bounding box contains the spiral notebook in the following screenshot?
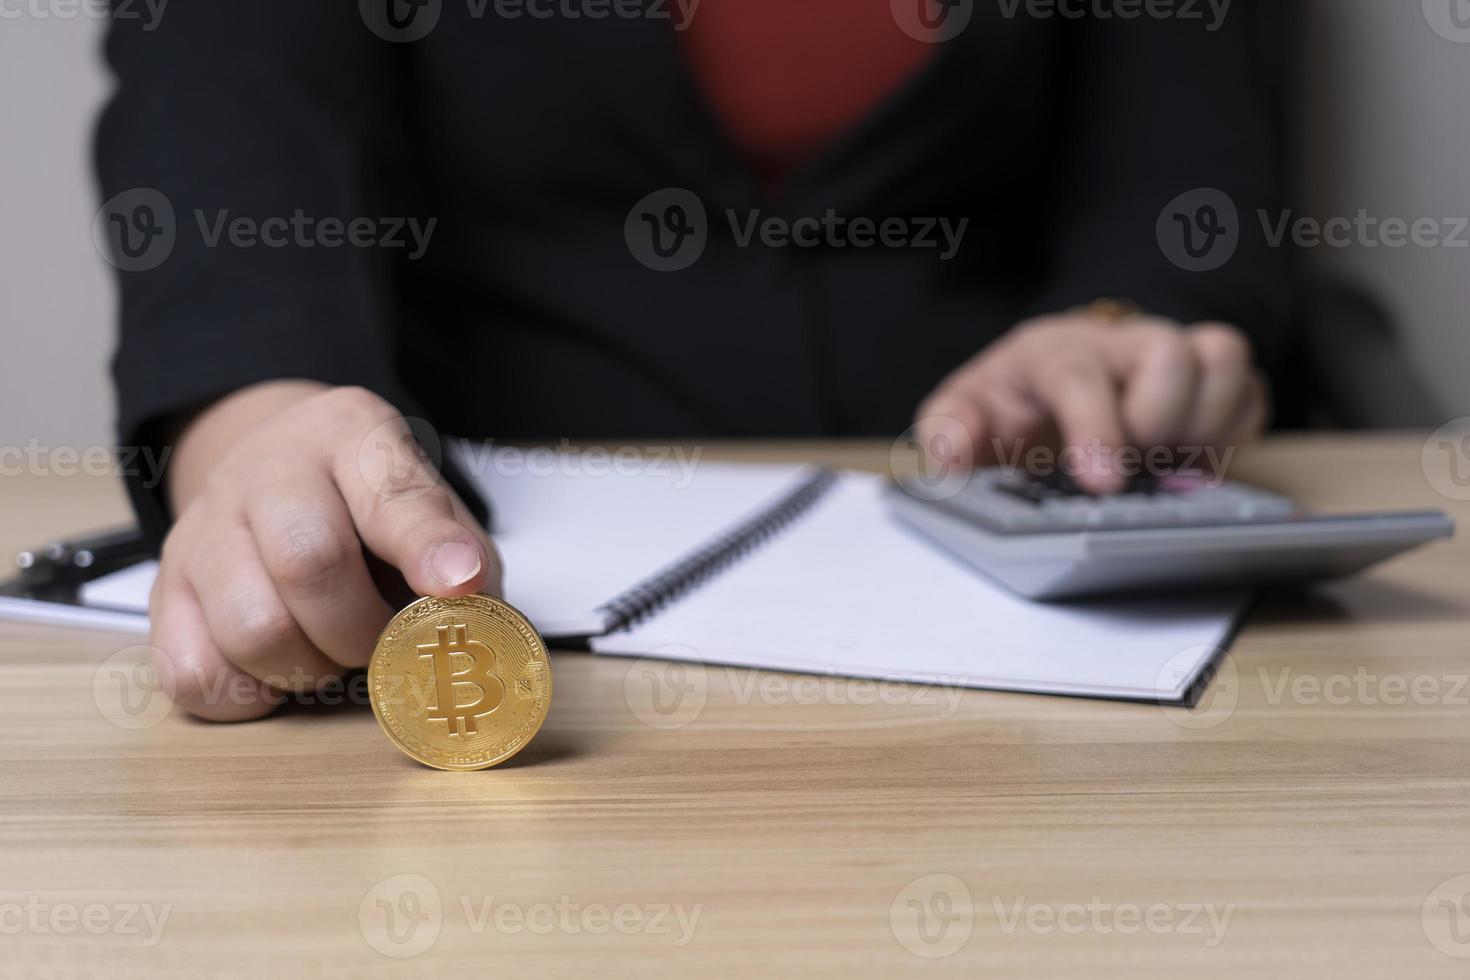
[10,447,1247,702]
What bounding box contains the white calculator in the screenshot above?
[885,469,1454,600]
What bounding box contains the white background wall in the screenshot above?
[1,2,1467,452]
[1,13,114,451]
[1299,0,1470,415]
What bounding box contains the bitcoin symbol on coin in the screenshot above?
[369,595,552,770]
[418,624,504,736]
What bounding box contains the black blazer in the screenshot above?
[96,0,1295,542]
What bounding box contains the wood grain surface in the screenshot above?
[1,435,1467,978]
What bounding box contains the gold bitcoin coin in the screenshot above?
[368,594,552,771]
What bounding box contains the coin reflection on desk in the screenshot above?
[368,594,552,771]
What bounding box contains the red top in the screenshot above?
[678,1,936,186]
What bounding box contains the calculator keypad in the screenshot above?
[939,471,1300,535]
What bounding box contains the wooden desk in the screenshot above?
[2,436,1469,978]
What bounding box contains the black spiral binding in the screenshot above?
[598,467,839,632]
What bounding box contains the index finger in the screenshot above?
[1022,351,1127,494]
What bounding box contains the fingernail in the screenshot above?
[429,541,482,588]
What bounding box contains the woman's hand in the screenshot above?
[151,381,501,721]
[915,313,1269,493]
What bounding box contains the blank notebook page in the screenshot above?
[460,447,809,635]
[592,472,1247,700]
